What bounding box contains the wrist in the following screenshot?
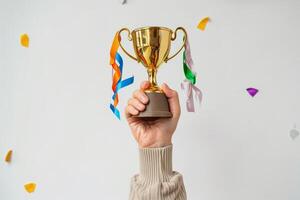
[139,140,172,148]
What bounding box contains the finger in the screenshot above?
[133,90,149,104]
[128,98,146,111]
[125,104,139,118]
[140,81,150,90]
[161,83,181,118]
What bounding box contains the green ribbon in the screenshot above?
[183,50,196,85]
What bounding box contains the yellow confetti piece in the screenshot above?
[197,17,210,31]
[20,33,29,47]
[24,183,36,193]
[5,150,13,163]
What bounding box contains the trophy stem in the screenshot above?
[147,69,161,92]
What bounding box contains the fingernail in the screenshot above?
[162,83,169,88]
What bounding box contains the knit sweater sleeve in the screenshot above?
[129,145,187,200]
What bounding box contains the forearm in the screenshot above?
[129,145,187,200]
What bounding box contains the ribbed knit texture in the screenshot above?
[129,145,187,200]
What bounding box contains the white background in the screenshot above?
[1,0,300,199]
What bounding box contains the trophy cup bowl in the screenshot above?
[119,26,187,118]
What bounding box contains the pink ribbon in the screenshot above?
[181,38,202,112]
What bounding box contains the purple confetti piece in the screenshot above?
[290,124,299,140]
[246,87,259,97]
[290,129,299,140]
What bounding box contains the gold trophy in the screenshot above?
[118,26,187,118]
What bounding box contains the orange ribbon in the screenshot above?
[109,32,134,119]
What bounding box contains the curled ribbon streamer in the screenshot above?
[183,51,196,85]
[184,38,194,70]
[181,38,202,112]
[181,80,202,112]
[109,32,134,119]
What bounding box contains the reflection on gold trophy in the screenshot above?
[118,26,187,118]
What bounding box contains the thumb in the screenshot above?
[161,83,181,118]
[140,81,150,90]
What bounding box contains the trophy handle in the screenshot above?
[118,28,138,61]
[165,27,187,62]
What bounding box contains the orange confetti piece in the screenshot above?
[5,150,13,162]
[24,182,36,193]
[20,34,29,47]
[197,17,210,31]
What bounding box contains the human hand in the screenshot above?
[125,81,181,148]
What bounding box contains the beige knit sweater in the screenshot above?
[129,145,187,200]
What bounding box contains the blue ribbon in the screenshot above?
[110,52,134,119]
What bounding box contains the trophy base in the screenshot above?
[137,92,172,118]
